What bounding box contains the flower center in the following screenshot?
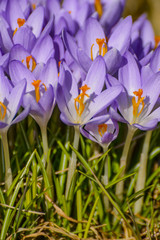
[22,55,36,72]
[0,102,7,121]
[132,89,145,121]
[13,18,25,36]
[94,0,103,18]
[32,80,47,103]
[74,84,90,117]
[98,124,107,137]
[91,38,107,60]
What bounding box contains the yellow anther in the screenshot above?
[98,124,107,137]
[17,18,25,28]
[132,89,145,119]
[91,43,94,61]
[13,18,25,37]
[94,0,103,18]
[32,3,36,10]
[74,84,90,116]
[0,102,7,120]
[91,38,107,60]
[155,36,160,48]
[25,55,36,72]
[32,80,41,102]
[68,11,72,14]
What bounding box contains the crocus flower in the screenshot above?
[9,57,58,127]
[56,56,122,127]
[63,16,132,74]
[111,51,160,130]
[80,113,119,148]
[0,67,28,133]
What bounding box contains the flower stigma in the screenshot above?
[13,18,25,36]
[74,84,90,118]
[22,55,36,72]
[132,89,145,122]
[32,80,47,103]
[0,102,7,120]
[98,124,107,137]
[155,36,160,48]
[91,38,107,60]
[94,0,103,18]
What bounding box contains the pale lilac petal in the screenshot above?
[62,29,78,62]
[13,27,36,52]
[150,45,160,73]
[9,44,30,62]
[84,55,106,95]
[103,48,123,74]
[108,16,132,55]
[0,20,13,52]
[31,35,54,64]
[11,105,30,125]
[26,6,44,38]
[77,49,92,72]
[119,51,141,95]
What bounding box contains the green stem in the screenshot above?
[116,126,135,201]
[40,125,54,199]
[1,132,13,195]
[65,126,80,199]
[134,130,152,214]
[102,146,109,211]
[76,188,82,238]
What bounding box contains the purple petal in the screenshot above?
[31,35,54,64]
[26,6,44,38]
[11,105,30,125]
[103,48,123,74]
[108,16,132,55]
[118,51,141,95]
[62,29,78,62]
[150,45,160,73]
[77,49,92,72]
[84,55,106,95]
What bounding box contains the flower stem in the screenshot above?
[134,130,152,214]
[1,132,13,195]
[102,146,109,210]
[116,126,135,201]
[40,125,54,199]
[65,126,80,199]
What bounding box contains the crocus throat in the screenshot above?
[22,55,36,72]
[98,124,107,137]
[91,38,107,60]
[74,84,90,117]
[0,102,6,120]
[13,18,25,36]
[132,89,145,120]
[94,0,103,18]
[32,80,47,103]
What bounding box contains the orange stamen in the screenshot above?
[98,124,107,137]
[74,84,90,116]
[32,80,41,102]
[94,0,103,18]
[0,102,7,120]
[155,36,160,48]
[25,55,36,72]
[91,43,94,61]
[42,83,47,91]
[96,38,105,56]
[68,11,71,14]
[17,18,25,28]
[58,61,61,67]
[32,3,36,10]
[132,89,145,118]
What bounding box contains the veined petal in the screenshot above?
[150,45,160,73]
[84,55,106,95]
[103,48,123,74]
[108,16,132,55]
[119,51,141,95]
[26,6,44,38]
[77,48,92,72]
[62,29,78,62]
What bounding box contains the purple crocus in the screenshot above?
[111,51,160,131]
[63,16,132,74]
[56,56,122,127]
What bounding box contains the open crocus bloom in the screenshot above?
[80,114,119,148]
[9,57,58,127]
[111,51,160,130]
[0,67,28,133]
[56,56,122,126]
[63,16,132,74]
